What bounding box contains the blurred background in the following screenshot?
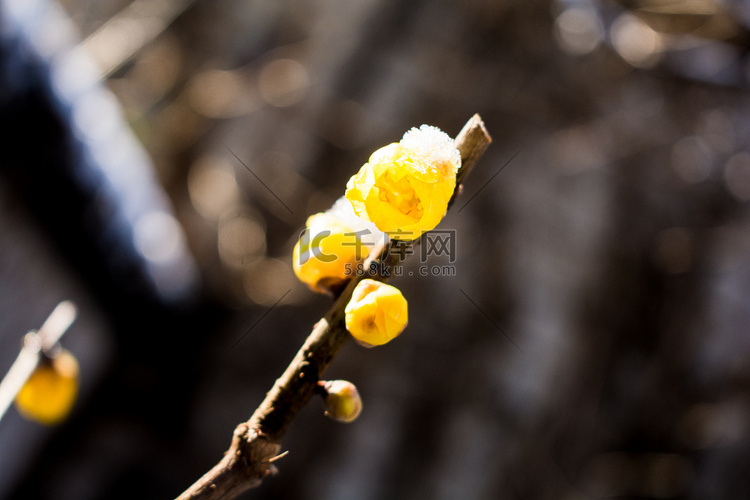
[2,0,750,498]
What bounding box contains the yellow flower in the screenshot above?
[15,349,79,425]
[319,380,363,423]
[346,125,461,240]
[293,212,369,293]
[345,279,408,346]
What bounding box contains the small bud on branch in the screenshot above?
[317,380,363,423]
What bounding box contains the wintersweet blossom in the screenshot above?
[346,125,461,240]
[293,211,369,294]
[15,349,79,425]
[345,279,408,347]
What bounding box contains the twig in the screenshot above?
[0,301,78,423]
[176,115,492,500]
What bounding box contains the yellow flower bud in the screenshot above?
[345,125,461,240]
[345,279,408,347]
[15,349,79,425]
[318,380,362,423]
[293,212,370,293]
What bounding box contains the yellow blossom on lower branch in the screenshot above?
[346,125,461,240]
[293,211,370,294]
[15,349,79,425]
[345,279,408,347]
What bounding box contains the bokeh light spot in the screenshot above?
[188,156,240,220]
[218,213,266,269]
[671,136,713,184]
[724,152,750,201]
[243,258,298,306]
[258,58,309,107]
[611,14,663,68]
[554,7,603,55]
[186,69,255,118]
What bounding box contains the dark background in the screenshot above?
[2,0,750,498]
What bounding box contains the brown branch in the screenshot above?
[176,114,492,500]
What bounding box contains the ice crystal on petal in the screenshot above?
[400,125,461,176]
